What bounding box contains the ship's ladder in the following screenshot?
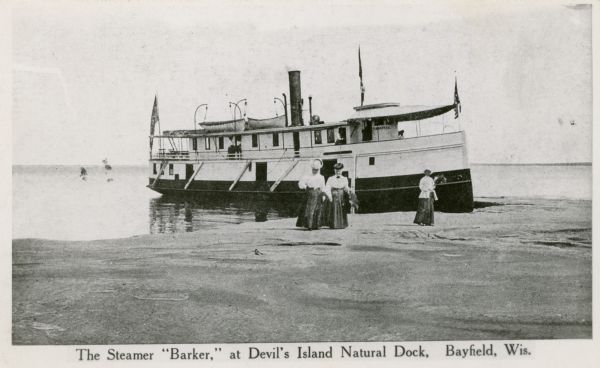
[270,159,299,192]
[184,162,204,190]
[229,160,252,191]
[152,160,169,188]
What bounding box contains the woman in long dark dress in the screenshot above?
[414,169,437,226]
[296,159,326,230]
[324,163,351,229]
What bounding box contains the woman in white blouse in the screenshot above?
[296,159,327,230]
[413,169,437,226]
[324,162,352,229]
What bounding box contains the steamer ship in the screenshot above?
[147,68,474,213]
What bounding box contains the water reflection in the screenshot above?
[149,196,298,234]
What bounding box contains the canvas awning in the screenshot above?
[348,103,456,122]
[246,115,286,130]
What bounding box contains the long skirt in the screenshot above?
[296,188,323,229]
[326,188,348,229]
[413,194,434,225]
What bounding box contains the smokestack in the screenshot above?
[288,70,303,126]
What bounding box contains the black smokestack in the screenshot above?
[288,70,303,126]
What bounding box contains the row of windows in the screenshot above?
[154,157,377,177]
[193,128,348,151]
[314,128,345,145]
[193,134,281,151]
[201,136,227,150]
[192,135,243,151]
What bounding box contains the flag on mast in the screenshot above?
[454,77,461,119]
[150,95,159,136]
[150,95,160,151]
[359,46,365,106]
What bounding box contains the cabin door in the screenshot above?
[293,132,300,156]
[185,164,194,179]
[338,127,347,144]
[256,162,268,182]
[362,121,373,141]
[322,159,337,182]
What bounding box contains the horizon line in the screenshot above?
[12,162,593,167]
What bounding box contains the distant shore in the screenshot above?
[470,162,592,166]
[13,162,593,168]
[12,197,591,344]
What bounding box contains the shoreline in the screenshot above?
[13,197,592,344]
[12,197,593,243]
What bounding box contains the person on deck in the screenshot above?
[324,163,352,229]
[413,169,438,226]
[227,142,236,159]
[335,131,346,145]
[296,159,326,230]
[235,143,242,159]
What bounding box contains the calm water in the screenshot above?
[12,165,294,241]
[12,164,592,240]
[471,164,592,200]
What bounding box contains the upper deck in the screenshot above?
[149,103,462,161]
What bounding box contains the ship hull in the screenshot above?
[148,168,474,213]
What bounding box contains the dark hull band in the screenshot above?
[148,168,474,213]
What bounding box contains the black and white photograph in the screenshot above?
[2,0,598,366]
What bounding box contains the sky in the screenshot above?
[10,0,593,165]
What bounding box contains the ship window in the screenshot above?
[169,163,174,175]
[192,138,198,151]
[153,163,157,174]
[272,133,279,147]
[326,128,335,143]
[205,137,211,150]
[314,130,322,144]
[252,134,258,147]
[218,137,224,149]
[369,157,375,166]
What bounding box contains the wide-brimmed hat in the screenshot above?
[424,169,432,175]
[311,159,323,170]
[333,162,344,170]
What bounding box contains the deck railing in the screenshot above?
[150,131,465,161]
[154,150,191,160]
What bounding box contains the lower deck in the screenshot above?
[149,168,474,213]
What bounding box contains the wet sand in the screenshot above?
[12,198,592,344]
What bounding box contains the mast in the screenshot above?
[359,46,365,106]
